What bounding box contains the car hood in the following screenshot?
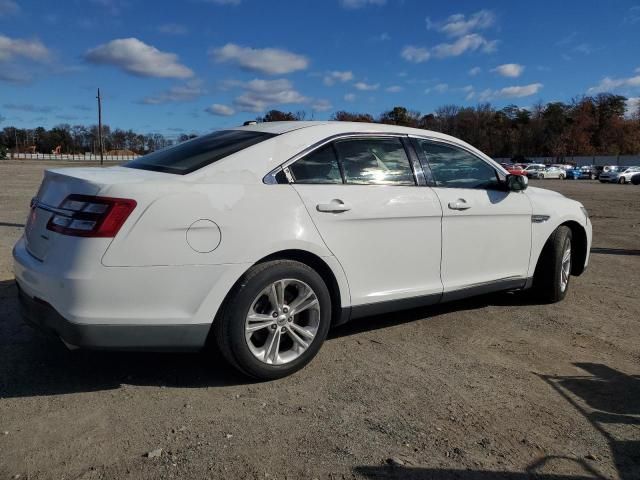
[526,186,565,199]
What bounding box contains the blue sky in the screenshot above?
[1,0,639,139]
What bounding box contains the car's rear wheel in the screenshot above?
[532,226,572,303]
[559,174,565,180]
[214,260,331,380]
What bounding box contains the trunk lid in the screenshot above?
[25,166,167,261]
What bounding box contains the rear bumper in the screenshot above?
[17,282,209,351]
[12,235,250,351]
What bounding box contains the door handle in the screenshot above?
[448,199,471,210]
[317,199,351,213]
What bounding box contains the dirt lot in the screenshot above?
[0,160,638,480]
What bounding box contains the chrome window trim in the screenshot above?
[262,132,424,186]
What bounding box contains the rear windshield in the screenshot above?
[125,130,276,174]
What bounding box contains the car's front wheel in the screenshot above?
[532,226,572,303]
[214,260,331,380]
[559,173,565,180]
[619,177,626,184]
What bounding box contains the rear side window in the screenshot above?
[289,144,342,184]
[125,130,276,175]
[334,138,415,185]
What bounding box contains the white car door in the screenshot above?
[411,138,532,298]
[289,136,443,313]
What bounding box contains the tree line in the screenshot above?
[0,124,186,157]
[1,93,639,160]
[261,93,640,158]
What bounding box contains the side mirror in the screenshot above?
[506,174,528,191]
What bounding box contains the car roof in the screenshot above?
[232,120,458,139]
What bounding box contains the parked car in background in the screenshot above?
[502,164,527,176]
[568,165,603,180]
[531,166,567,179]
[550,164,575,171]
[523,164,547,177]
[12,121,592,379]
[599,166,640,183]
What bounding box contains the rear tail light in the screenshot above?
[46,194,137,237]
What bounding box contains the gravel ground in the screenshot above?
[0,160,638,480]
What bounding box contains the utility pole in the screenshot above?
[97,88,104,166]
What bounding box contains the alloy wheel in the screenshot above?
[244,279,320,365]
[560,240,571,293]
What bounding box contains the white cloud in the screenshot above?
[468,66,481,76]
[434,83,449,93]
[211,43,308,75]
[432,34,497,58]
[587,73,640,93]
[0,35,51,62]
[141,80,205,104]
[233,78,309,112]
[206,104,235,116]
[624,5,640,24]
[323,70,353,86]
[386,85,403,93]
[0,0,19,16]
[85,38,193,78]
[0,68,32,84]
[158,23,188,35]
[426,10,495,37]
[354,81,379,91]
[4,103,54,113]
[340,0,385,9]
[401,45,430,63]
[492,63,524,78]
[479,83,543,101]
[344,93,356,102]
[312,99,333,111]
[626,97,640,117]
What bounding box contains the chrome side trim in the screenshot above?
[33,200,73,217]
[531,214,550,223]
[262,132,414,185]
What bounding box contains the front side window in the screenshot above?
[416,140,499,189]
[126,130,276,175]
[289,144,342,184]
[334,138,415,185]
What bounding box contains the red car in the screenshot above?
[501,164,527,176]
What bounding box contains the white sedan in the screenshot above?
[13,122,592,379]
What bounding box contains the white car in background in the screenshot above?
[599,166,640,183]
[531,166,567,179]
[539,166,567,180]
[13,122,592,379]
[523,164,546,177]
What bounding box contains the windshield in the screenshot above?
[125,130,276,174]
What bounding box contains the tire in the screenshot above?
[559,174,565,180]
[214,260,332,380]
[632,174,640,185]
[619,177,626,184]
[589,174,595,180]
[540,173,545,179]
[532,226,573,303]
